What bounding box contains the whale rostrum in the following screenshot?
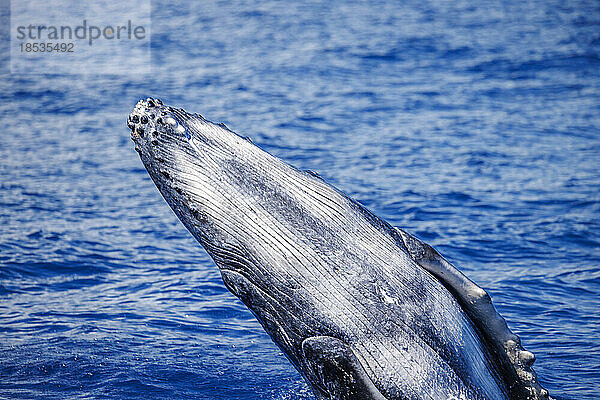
[128,98,549,400]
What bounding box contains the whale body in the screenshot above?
[128,98,548,400]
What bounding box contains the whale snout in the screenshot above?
[127,97,194,155]
[127,98,212,203]
[127,97,164,140]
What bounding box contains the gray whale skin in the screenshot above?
[128,98,549,400]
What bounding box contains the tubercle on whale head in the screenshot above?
[127,97,194,151]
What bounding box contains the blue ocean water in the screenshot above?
[1,0,599,399]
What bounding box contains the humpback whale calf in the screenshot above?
[128,98,549,400]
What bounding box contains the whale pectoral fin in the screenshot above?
[395,227,549,400]
[301,336,387,400]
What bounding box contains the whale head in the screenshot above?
[128,97,271,253]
